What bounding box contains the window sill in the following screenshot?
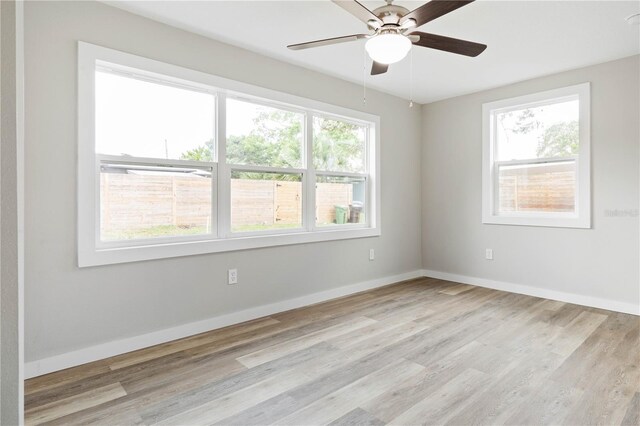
[78,227,381,267]
[482,213,590,229]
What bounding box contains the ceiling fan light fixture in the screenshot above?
[365,33,411,65]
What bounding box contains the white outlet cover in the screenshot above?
[228,269,238,284]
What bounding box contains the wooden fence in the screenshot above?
[100,174,353,234]
[230,180,302,227]
[101,161,574,237]
[100,173,212,234]
[498,162,575,212]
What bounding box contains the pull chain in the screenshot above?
[363,47,367,105]
[409,47,414,108]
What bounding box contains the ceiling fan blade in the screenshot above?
[401,0,475,28]
[411,32,487,57]
[371,61,389,75]
[332,0,382,27]
[287,34,369,50]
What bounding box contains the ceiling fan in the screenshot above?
[287,0,487,75]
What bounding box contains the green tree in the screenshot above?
[497,108,541,144]
[226,110,302,169]
[313,117,364,172]
[536,120,578,157]
[180,140,213,162]
[181,109,364,178]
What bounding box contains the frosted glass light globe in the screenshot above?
[365,33,412,65]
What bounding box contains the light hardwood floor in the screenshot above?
[25,278,640,425]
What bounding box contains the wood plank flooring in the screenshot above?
[25,278,640,425]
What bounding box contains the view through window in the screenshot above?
[495,99,579,214]
[91,61,376,247]
[313,116,368,226]
[483,83,590,228]
[96,70,216,241]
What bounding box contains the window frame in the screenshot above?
[95,154,218,249]
[481,83,591,228]
[78,42,380,267]
[311,112,371,230]
[223,93,308,237]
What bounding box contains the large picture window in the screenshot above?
[482,83,591,228]
[78,43,380,266]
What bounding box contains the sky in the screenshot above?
[496,99,579,161]
[95,71,282,160]
[96,69,576,165]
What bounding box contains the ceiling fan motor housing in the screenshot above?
[373,4,410,26]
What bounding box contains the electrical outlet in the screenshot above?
[228,269,238,285]
[369,249,375,261]
[485,249,493,260]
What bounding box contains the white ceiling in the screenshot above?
[107,0,640,104]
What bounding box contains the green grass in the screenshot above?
[102,225,209,241]
[102,222,302,240]
[231,223,300,233]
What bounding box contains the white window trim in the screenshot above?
[78,42,381,267]
[482,83,591,228]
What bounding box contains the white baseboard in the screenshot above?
[25,270,423,379]
[27,268,637,379]
[422,269,640,316]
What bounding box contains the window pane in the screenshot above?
[313,117,366,173]
[498,161,576,213]
[95,70,215,161]
[316,176,366,226]
[231,171,302,232]
[100,164,212,241]
[226,99,304,168]
[496,99,579,161]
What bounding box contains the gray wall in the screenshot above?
[422,55,640,306]
[25,0,638,369]
[24,1,423,362]
[1,0,22,423]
